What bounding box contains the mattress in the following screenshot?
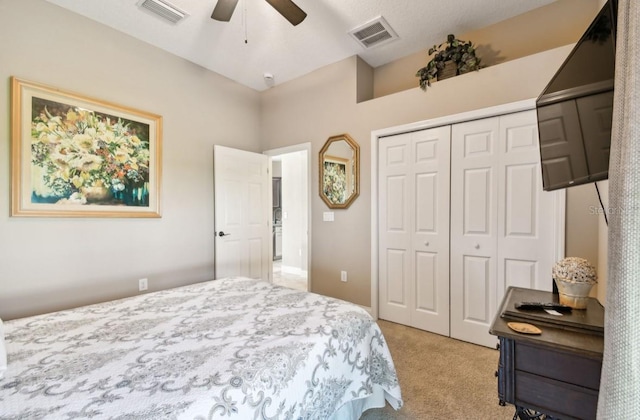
[0,277,402,419]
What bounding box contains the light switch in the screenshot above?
[323,212,334,222]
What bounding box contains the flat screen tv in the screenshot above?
[536,0,618,191]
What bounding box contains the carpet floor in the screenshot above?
[361,320,515,420]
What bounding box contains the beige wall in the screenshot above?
[261,0,606,307]
[565,184,604,299]
[373,0,602,98]
[1,0,605,318]
[261,45,587,307]
[0,0,261,319]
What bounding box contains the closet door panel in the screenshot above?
[462,255,491,323]
[379,126,450,336]
[463,168,492,235]
[385,249,408,306]
[504,258,538,290]
[498,111,558,300]
[504,164,538,236]
[415,173,438,232]
[451,117,499,348]
[412,126,450,336]
[414,174,439,313]
[415,250,438,311]
[379,135,412,325]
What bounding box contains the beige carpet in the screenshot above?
[361,320,514,420]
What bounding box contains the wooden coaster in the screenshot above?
[507,322,542,335]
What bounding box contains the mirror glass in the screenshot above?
[319,134,359,209]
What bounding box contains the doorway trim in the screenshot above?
[263,143,312,290]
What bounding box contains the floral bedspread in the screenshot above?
[0,278,402,419]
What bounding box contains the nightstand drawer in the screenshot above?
[515,371,598,420]
[515,342,601,390]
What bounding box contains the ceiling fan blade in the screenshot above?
[265,0,307,26]
[211,0,239,21]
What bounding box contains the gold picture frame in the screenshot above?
[11,77,162,218]
[319,133,359,209]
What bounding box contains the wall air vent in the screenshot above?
[348,16,399,49]
[137,0,188,24]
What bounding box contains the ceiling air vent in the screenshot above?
[137,0,188,24]
[348,16,398,49]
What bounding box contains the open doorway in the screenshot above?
[264,144,311,292]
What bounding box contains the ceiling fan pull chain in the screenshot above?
[243,0,248,44]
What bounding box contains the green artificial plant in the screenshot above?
[416,34,482,91]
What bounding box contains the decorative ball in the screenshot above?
[552,257,597,284]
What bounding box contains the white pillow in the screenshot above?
[0,317,6,378]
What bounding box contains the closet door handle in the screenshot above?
[475,243,480,249]
[425,241,430,247]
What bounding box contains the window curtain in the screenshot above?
[597,0,640,417]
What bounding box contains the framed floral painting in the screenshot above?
[322,158,349,205]
[319,133,359,209]
[11,77,162,217]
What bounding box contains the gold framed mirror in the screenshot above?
[319,134,359,209]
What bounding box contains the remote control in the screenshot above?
[515,302,572,313]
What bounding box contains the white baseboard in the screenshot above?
[359,305,374,317]
[280,265,308,277]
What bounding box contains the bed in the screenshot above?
[0,277,402,419]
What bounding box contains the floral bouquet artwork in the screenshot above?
[31,97,150,206]
[323,161,348,205]
[11,77,162,218]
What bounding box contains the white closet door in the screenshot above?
[450,117,500,347]
[497,111,557,301]
[379,132,412,326]
[451,111,561,347]
[379,126,451,335]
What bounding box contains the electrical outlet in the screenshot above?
[138,278,148,291]
[340,271,347,282]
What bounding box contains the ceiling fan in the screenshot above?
[211,0,307,26]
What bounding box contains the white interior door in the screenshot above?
[497,111,559,299]
[450,117,500,347]
[451,111,561,348]
[378,126,451,336]
[214,145,271,281]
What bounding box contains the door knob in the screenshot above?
[425,241,430,246]
[475,244,480,249]
[218,231,231,237]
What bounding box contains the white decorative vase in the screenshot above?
[552,257,598,310]
[555,278,595,309]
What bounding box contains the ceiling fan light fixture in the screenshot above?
[137,0,188,24]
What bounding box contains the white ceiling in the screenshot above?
[45,0,557,92]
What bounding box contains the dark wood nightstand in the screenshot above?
[490,287,604,420]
